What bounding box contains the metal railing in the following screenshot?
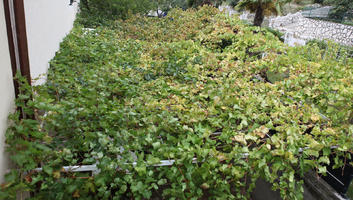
[302,6,353,26]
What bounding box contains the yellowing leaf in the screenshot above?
[254,126,269,138]
[201,183,210,189]
[309,140,324,151]
[213,96,220,105]
[217,153,227,162]
[53,171,61,179]
[73,190,80,198]
[310,114,320,122]
[232,134,247,145]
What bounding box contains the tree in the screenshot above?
[236,0,291,26]
[151,0,188,17]
[80,0,90,10]
[169,0,189,10]
[228,0,240,7]
[80,0,153,19]
[187,0,225,8]
[324,0,353,21]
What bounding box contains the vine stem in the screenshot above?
[177,166,190,197]
[342,155,347,176]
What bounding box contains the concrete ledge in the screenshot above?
[251,172,346,200]
[304,172,346,200]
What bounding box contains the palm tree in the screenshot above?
[236,0,289,26]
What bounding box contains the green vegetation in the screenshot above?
[264,27,284,41]
[76,0,226,27]
[228,0,241,7]
[306,39,329,50]
[348,183,353,199]
[76,0,153,27]
[187,0,225,7]
[236,0,292,26]
[1,6,353,200]
[307,39,353,58]
[280,0,314,15]
[151,0,188,16]
[314,0,324,4]
[293,0,314,5]
[303,0,353,25]
[324,0,353,22]
[80,0,152,19]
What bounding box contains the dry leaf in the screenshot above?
[311,114,320,122]
[217,153,227,162]
[73,190,80,198]
[232,134,247,145]
[53,171,61,179]
[254,126,269,138]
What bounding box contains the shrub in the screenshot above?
[187,0,225,7]
[307,39,328,50]
[228,0,240,7]
[1,6,352,200]
[77,0,153,27]
[264,27,284,42]
[324,0,353,21]
[307,39,353,58]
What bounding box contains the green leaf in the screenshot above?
[43,166,53,175]
[157,179,167,185]
[318,166,327,174]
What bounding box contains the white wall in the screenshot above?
[24,0,79,85]
[0,0,79,183]
[0,1,16,183]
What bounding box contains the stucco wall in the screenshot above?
[0,1,16,184]
[24,0,79,85]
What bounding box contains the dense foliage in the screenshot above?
[324,0,353,22]
[1,6,353,200]
[151,0,189,15]
[76,0,154,27]
[85,0,153,19]
[228,0,241,7]
[76,0,225,27]
[187,0,225,7]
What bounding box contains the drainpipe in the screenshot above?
[3,0,32,98]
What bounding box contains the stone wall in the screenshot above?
[219,6,353,46]
[269,12,353,46]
